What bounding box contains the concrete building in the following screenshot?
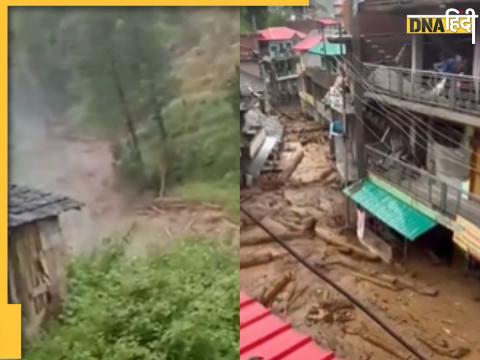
[257,27,307,106]
[342,0,480,266]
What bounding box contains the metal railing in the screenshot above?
[365,144,480,226]
[363,63,480,116]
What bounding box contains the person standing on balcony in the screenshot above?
[431,54,465,97]
[433,54,464,74]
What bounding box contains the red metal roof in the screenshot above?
[258,27,307,42]
[293,34,324,54]
[317,18,340,26]
[240,291,337,360]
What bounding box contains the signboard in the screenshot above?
[454,216,480,260]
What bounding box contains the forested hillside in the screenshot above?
[10,8,240,203]
[10,9,241,358]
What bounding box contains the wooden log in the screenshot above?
[240,252,275,268]
[287,285,309,313]
[261,272,293,307]
[317,167,336,183]
[319,298,354,312]
[345,328,406,359]
[275,216,317,234]
[416,335,470,359]
[349,271,401,291]
[153,197,222,211]
[323,173,340,187]
[379,274,438,297]
[241,217,314,246]
[281,150,305,181]
[316,256,365,274]
[241,230,309,246]
[315,228,380,261]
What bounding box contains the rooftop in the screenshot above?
[9,185,83,228]
[293,34,324,54]
[317,18,340,26]
[258,27,307,42]
[309,42,346,56]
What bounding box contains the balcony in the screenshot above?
[365,144,480,228]
[363,63,480,118]
[305,67,338,90]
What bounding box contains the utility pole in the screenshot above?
[349,0,366,179]
[252,13,271,114]
[340,0,365,227]
[339,22,350,228]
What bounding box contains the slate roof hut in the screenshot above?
[8,184,82,337]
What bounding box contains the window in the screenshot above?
[270,45,278,57]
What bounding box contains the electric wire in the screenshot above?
[240,205,428,360]
[342,58,480,174]
[345,55,475,154]
[346,57,468,145]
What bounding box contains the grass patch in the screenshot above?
[25,241,239,360]
[178,178,239,220]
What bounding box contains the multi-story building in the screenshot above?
[293,17,357,181]
[341,0,480,266]
[257,27,306,106]
[297,41,349,124]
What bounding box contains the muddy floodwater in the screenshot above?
[240,113,480,360]
[10,115,237,255]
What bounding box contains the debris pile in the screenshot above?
[240,112,479,360]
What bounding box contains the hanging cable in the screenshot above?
[240,205,428,360]
[344,56,475,155]
[343,58,480,174]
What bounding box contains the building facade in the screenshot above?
[343,0,480,265]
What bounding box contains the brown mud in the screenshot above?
[240,112,480,360]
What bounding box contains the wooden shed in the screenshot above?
[8,184,82,338]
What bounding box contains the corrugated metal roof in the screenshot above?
[317,18,340,26]
[293,34,324,54]
[344,179,436,241]
[9,185,82,228]
[240,292,337,360]
[258,27,307,42]
[309,42,346,56]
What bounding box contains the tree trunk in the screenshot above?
[148,78,168,141]
[110,57,143,166]
[154,108,168,140]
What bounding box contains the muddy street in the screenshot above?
[240,113,480,360]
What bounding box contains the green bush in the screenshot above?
[25,241,239,360]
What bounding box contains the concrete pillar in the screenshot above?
[411,35,423,71]
[411,35,424,93]
[473,28,480,102]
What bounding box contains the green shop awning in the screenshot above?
[309,42,346,56]
[344,180,436,241]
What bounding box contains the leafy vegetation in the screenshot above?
[25,241,239,360]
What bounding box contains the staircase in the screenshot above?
[363,34,411,67]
